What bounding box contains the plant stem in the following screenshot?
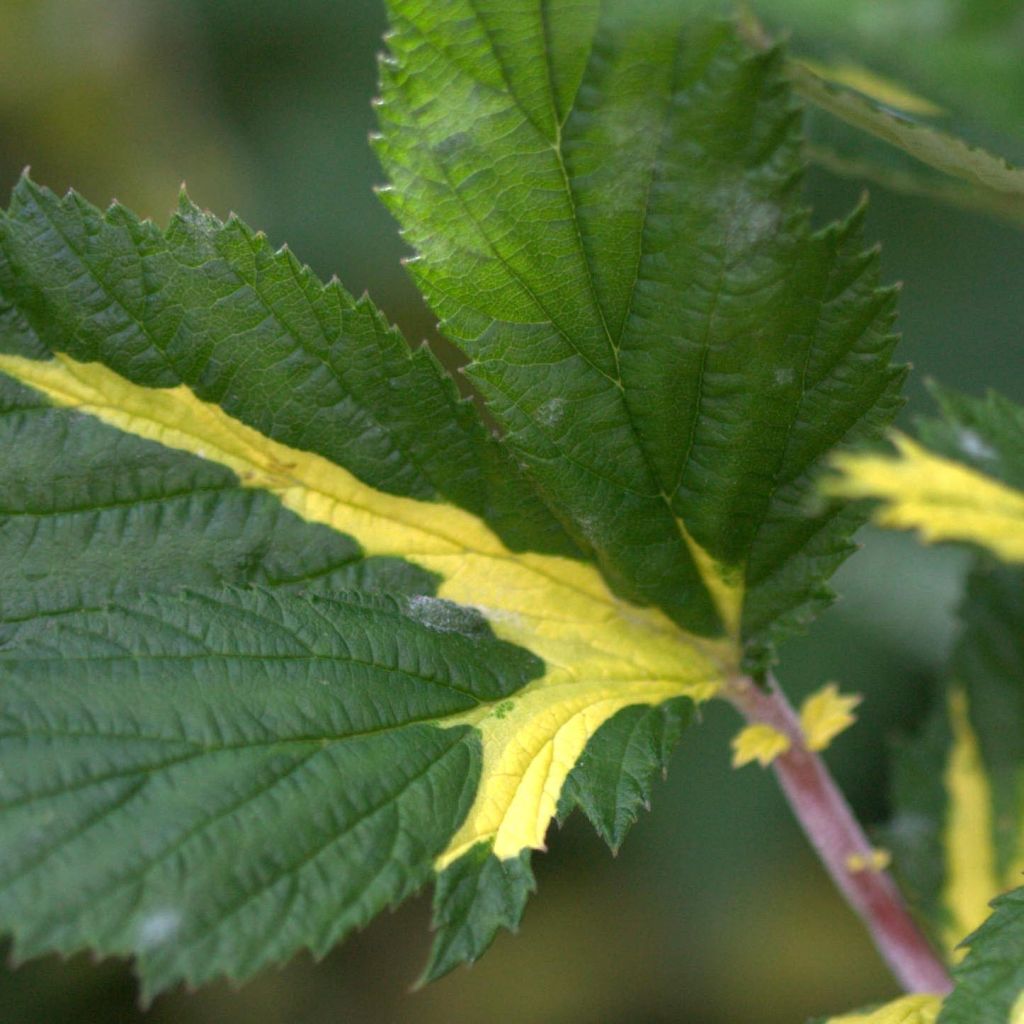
[726,673,953,996]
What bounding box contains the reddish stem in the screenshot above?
[727,674,953,996]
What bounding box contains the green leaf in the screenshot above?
[0,586,537,999]
[886,565,1024,959]
[939,886,1024,1024]
[786,59,1024,228]
[0,6,911,995]
[0,373,436,628]
[423,844,535,985]
[0,176,575,559]
[824,387,1024,564]
[0,177,728,992]
[748,0,1024,147]
[375,2,904,665]
[734,3,1024,227]
[558,698,690,852]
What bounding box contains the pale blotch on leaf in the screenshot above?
[957,428,996,462]
[405,595,488,636]
[535,396,567,429]
[136,908,182,950]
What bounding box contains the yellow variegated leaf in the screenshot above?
[796,59,944,118]
[822,993,943,1024]
[0,4,910,991]
[942,688,1003,957]
[825,433,1024,564]
[0,351,734,867]
[1012,990,1024,1024]
[887,562,1024,1011]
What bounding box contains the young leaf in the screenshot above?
[939,886,1024,1024]
[375,2,904,666]
[0,179,726,992]
[825,387,1024,564]
[886,565,1024,958]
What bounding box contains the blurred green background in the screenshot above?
[1,1,1022,1022]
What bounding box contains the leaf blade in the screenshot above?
[376,3,905,661]
[0,178,730,989]
[825,388,1024,565]
[0,586,534,997]
[939,887,1024,1024]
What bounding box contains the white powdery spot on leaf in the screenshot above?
[406,595,487,636]
[536,396,567,428]
[958,428,996,461]
[711,178,782,255]
[137,908,182,950]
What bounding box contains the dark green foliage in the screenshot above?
[0,587,542,998]
[0,374,438,631]
[0,2,929,1001]
[559,699,690,852]
[0,178,576,557]
[377,0,904,660]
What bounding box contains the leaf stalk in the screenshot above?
[725,673,953,996]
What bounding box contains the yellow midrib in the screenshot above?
[0,352,739,867]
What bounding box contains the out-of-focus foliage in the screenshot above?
[825,388,1024,563]
[752,0,1024,147]
[826,386,1024,1020]
[741,1,1024,229]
